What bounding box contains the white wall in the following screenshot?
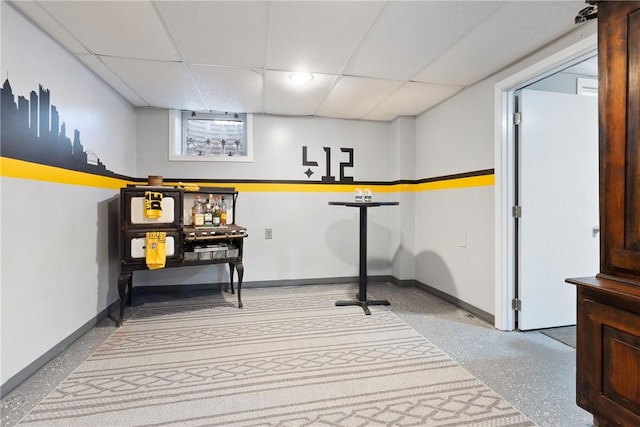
[134,110,402,287]
[389,117,416,282]
[136,109,391,181]
[414,81,495,314]
[1,2,136,386]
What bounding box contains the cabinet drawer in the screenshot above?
[121,230,182,265]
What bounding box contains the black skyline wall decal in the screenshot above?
[1,78,119,177]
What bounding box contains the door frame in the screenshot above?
[493,28,597,331]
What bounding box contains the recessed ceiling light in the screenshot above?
[289,72,314,83]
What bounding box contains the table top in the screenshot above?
[328,201,399,207]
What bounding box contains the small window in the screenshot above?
[169,110,253,162]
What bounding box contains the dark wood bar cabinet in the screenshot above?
[567,2,640,426]
[117,185,247,326]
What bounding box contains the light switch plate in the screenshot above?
[458,233,467,248]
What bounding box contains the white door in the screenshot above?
[517,89,599,330]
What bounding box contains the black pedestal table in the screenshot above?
[328,201,399,314]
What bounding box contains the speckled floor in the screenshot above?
[1,283,593,427]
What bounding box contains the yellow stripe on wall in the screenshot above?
[414,174,495,192]
[0,157,131,189]
[166,176,493,193]
[1,157,494,192]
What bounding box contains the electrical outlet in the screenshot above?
[265,228,273,239]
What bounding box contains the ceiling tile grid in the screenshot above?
[9,0,589,122]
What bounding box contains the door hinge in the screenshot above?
[512,205,522,218]
[513,112,522,125]
[512,298,522,311]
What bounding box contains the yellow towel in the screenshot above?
[144,191,163,219]
[146,231,167,269]
[177,182,200,192]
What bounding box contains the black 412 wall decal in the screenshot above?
[302,146,354,183]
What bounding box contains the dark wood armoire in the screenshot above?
[566,2,640,426]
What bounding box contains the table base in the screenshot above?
[328,201,399,316]
[335,299,390,315]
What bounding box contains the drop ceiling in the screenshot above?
[10,1,589,122]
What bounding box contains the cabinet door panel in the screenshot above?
[122,230,182,266]
[602,326,640,415]
[121,188,183,229]
[129,196,176,225]
[625,9,640,251]
[579,296,640,426]
[130,235,176,258]
[600,3,640,278]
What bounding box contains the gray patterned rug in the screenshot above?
[19,287,536,426]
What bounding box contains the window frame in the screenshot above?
[169,110,253,162]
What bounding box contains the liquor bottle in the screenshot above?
[226,200,233,225]
[190,196,198,225]
[203,194,214,226]
[191,196,205,226]
[212,197,221,227]
[220,197,227,226]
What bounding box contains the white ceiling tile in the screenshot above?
[190,65,264,114]
[10,1,89,54]
[101,57,206,111]
[76,54,147,106]
[267,1,384,74]
[264,70,337,116]
[413,2,582,86]
[316,76,402,120]
[156,1,269,68]
[344,1,502,81]
[364,82,463,121]
[39,0,179,60]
